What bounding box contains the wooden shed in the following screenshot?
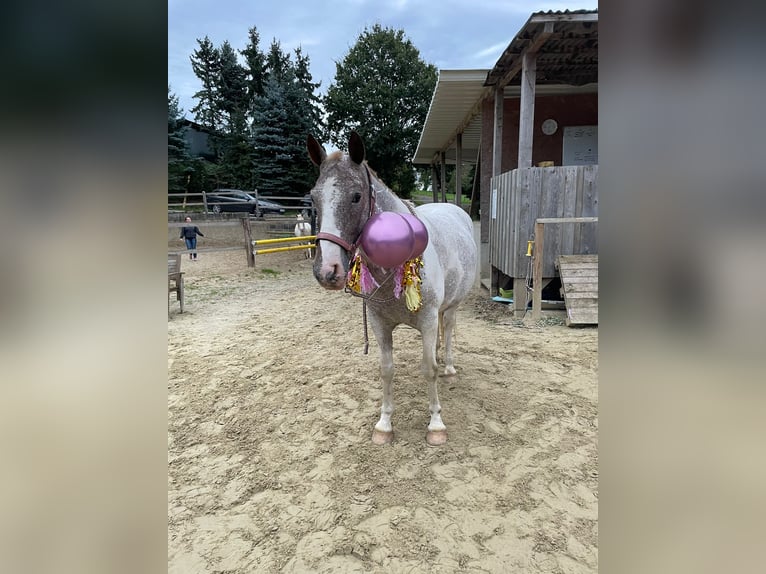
[413,9,598,318]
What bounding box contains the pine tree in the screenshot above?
[189,37,221,131]
[294,46,324,140]
[251,44,324,197]
[186,30,324,197]
[251,75,293,195]
[265,39,291,84]
[217,41,248,131]
[216,40,253,189]
[241,27,267,110]
[168,86,192,197]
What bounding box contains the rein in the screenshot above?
[313,166,378,355]
[313,165,419,355]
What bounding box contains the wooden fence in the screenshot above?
[168,216,314,267]
[167,190,312,218]
[489,165,598,280]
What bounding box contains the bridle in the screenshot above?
[313,164,381,355]
[314,165,376,255]
[312,161,423,355]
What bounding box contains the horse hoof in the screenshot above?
[426,429,448,446]
[372,429,393,445]
[444,365,456,376]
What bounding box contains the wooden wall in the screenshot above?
[490,165,598,279]
[479,92,598,245]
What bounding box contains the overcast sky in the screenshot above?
[169,0,597,119]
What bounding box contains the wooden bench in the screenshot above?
[168,254,184,315]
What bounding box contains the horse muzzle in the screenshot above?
[313,253,349,291]
[313,232,354,290]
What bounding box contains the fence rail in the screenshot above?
[170,214,316,268]
[167,190,312,217]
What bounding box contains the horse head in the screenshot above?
[307,131,375,290]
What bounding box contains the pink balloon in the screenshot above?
[400,213,429,259]
[359,212,415,269]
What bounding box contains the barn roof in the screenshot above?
[412,9,598,165]
[485,9,598,89]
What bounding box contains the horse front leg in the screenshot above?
[370,324,395,445]
[421,322,447,446]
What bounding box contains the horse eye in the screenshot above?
[351,192,362,204]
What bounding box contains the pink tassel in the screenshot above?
[360,261,379,294]
[393,264,404,299]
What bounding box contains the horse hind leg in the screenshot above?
[421,321,447,446]
[436,311,444,355]
[441,307,459,376]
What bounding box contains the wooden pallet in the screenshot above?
[556,254,598,326]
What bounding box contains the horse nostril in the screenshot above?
[324,264,343,283]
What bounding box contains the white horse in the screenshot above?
[307,131,477,446]
[294,213,314,259]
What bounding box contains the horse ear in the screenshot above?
[307,134,326,166]
[348,131,365,165]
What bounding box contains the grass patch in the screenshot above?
[260,268,281,277]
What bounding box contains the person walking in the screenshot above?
[179,216,204,260]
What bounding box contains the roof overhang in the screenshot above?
[485,10,598,89]
[412,69,489,166]
[412,9,598,167]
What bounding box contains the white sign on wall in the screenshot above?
[563,126,598,166]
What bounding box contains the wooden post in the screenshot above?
[469,147,481,219]
[492,86,504,178]
[241,217,255,268]
[491,87,504,301]
[518,51,537,169]
[455,132,462,207]
[202,190,209,214]
[513,277,527,316]
[532,220,544,320]
[431,163,439,203]
[440,151,447,203]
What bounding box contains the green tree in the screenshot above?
[324,24,437,198]
[168,86,192,197]
[294,46,324,141]
[216,40,248,132]
[265,39,291,83]
[445,164,474,199]
[291,46,325,190]
[216,40,252,189]
[187,31,324,197]
[251,43,323,197]
[241,27,267,109]
[189,36,221,131]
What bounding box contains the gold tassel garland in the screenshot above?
[402,256,423,312]
[346,253,362,293]
[347,252,424,312]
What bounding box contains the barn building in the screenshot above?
[413,9,598,323]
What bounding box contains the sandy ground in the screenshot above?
[168,231,598,573]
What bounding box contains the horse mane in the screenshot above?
[322,152,413,213]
